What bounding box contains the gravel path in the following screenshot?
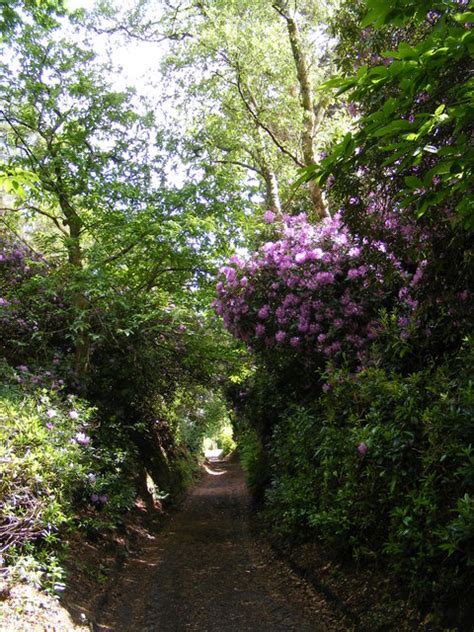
[94,458,344,632]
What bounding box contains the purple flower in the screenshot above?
[99,495,108,504]
[46,422,54,430]
[275,330,286,343]
[69,410,79,420]
[75,432,90,446]
[46,409,57,419]
[264,210,276,224]
[358,442,367,456]
[229,254,243,266]
[91,493,99,503]
[17,365,28,372]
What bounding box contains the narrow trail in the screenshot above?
[94,458,345,631]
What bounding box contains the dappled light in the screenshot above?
[203,463,227,476]
[1,0,472,630]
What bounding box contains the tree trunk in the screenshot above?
[274,1,329,220]
[56,183,90,380]
[255,127,282,214]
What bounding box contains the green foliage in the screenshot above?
[157,0,349,214]
[0,0,65,39]
[261,342,474,615]
[307,0,473,227]
[0,365,93,550]
[0,362,141,581]
[237,424,268,500]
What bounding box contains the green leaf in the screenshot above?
[372,120,414,137]
[404,175,423,190]
[453,11,474,23]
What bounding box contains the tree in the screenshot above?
[297,0,473,358]
[0,20,225,378]
[0,0,65,40]
[125,0,351,220]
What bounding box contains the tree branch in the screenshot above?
[233,74,303,168]
[25,204,69,236]
[214,159,263,175]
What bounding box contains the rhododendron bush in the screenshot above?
[0,235,69,368]
[214,212,408,366]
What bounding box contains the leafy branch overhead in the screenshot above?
[300,0,473,227]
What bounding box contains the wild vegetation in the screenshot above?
[1,0,472,629]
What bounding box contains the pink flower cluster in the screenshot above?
[214,214,402,363]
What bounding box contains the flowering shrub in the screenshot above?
[215,213,406,366]
[0,364,96,559]
[312,0,474,359]
[260,340,474,621]
[0,360,140,568]
[0,234,68,368]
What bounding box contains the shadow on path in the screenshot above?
[94,458,345,632]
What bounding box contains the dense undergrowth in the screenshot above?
[0,357,234,592]
[238,344,474,617]
[220,1,474,628]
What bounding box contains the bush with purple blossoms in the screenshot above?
[0,234,69,368]
[215,213,405,367]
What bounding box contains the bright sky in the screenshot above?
[64,0,167,97]
[61,0,187,186]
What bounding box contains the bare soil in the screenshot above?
[88,457,347,631]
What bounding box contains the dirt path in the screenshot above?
[94,458,345,631]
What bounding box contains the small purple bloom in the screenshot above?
[75,432,90,446]
[264,210,276,224]
[46,409,57,419]
[275,330,286,343]
[69,410,79,420]
[358,442,367,456]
